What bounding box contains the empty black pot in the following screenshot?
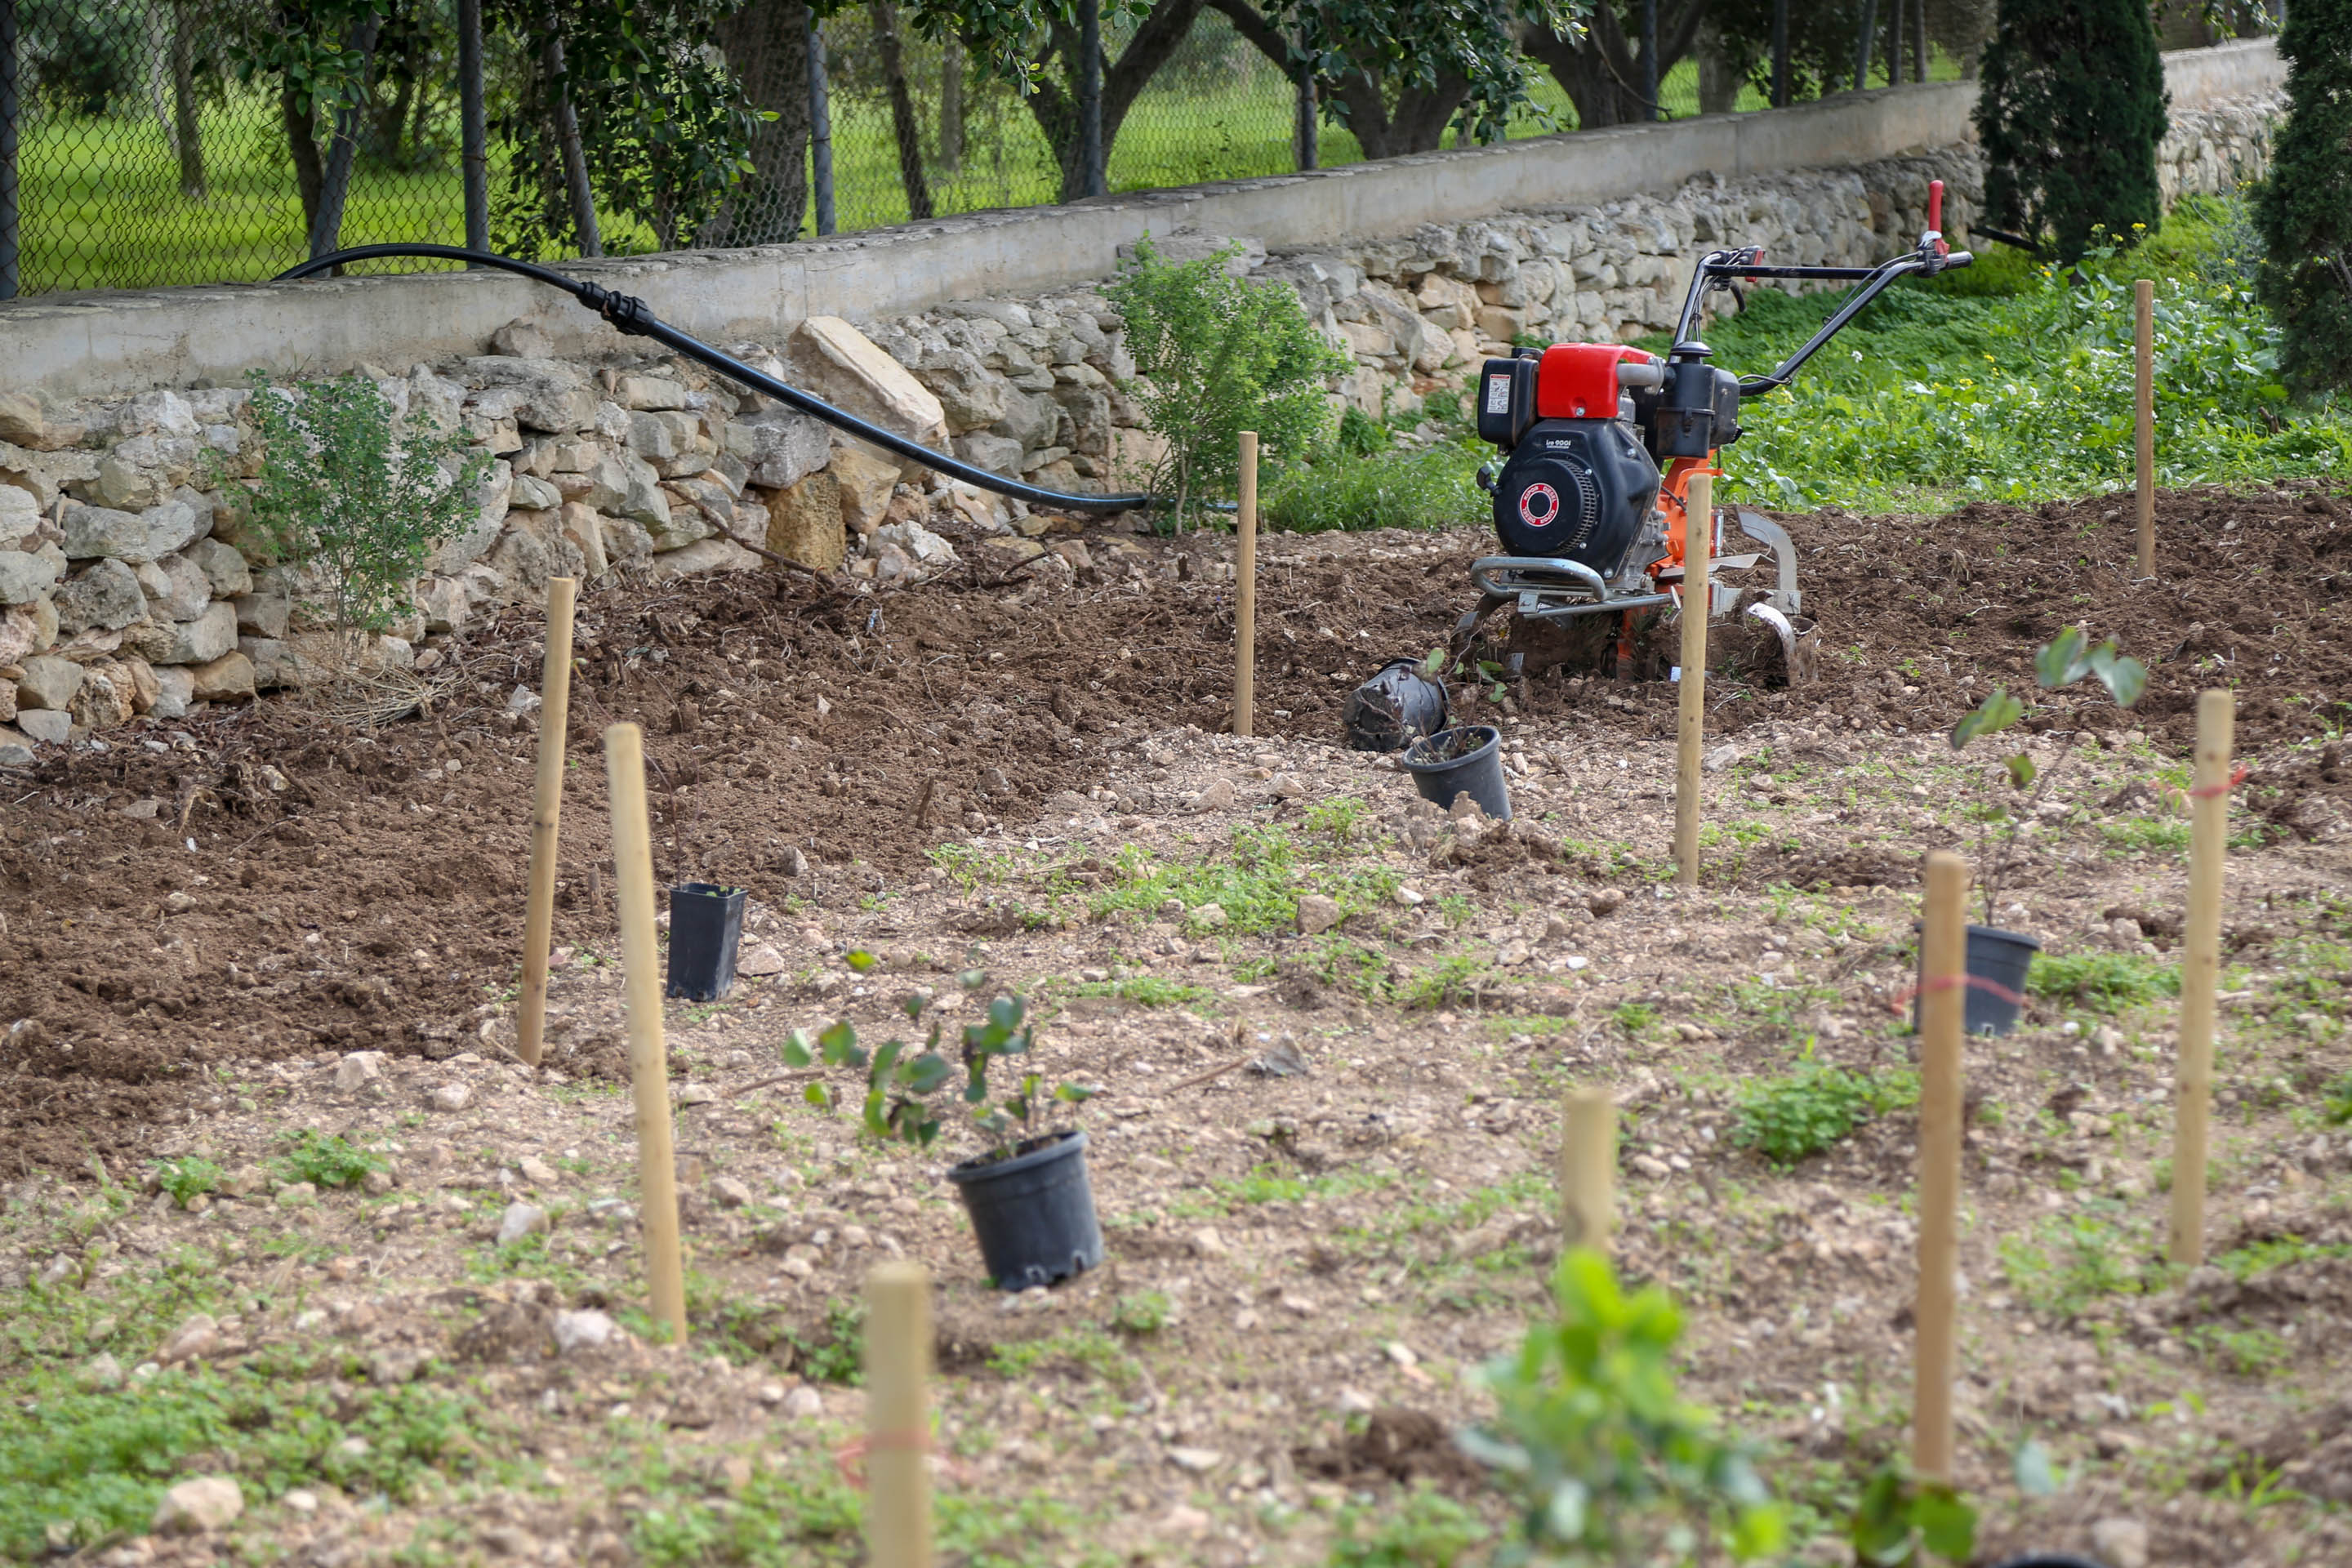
[1912,924,2040,1036]
[1343,659,1449,751]
[666,883,746,1001]
[947,1129,1104,1290]
[1402,724,1512,821]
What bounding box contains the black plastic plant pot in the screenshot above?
[1912,924,2041,1037]
[947,1129,1105,1291]
[1402,724,1512,822]
[666,883,746,1001]
[1343,659,1450,751]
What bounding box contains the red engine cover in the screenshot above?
[1535,343,1656,421]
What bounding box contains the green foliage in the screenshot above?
[1731,1054,1917,1167]
[788,1300,866,1386]
[1649,201,2350,514]
[149,1156,221,1209]
[1067,975,1215,1009]
[1110,1290,1171,1335]
[1998,1212,2157,1319]
[1949,626,2146,921]
[1847,1465,1979,1567]
[791,978,1092,1160]
[1281,0,1584,153]
[1090,825,1399,934]
[1329,1486,1493,1568]
[1106,235,1350,526]
[1262,443,1484,533]
[0,1358,480,1558]
[273,1129,387,1190]
[2325,1073,2352,1126]
[487,0,778,256]
[1463,1250,1785,1564]
[2026,951,2180,1010]
[243,369,489,655]
[1336,405,1392,457]
[1974,0,2166,263]
[2256,0,2352,392]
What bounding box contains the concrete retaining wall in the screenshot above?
[0,41,2283,403]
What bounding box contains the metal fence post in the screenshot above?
[808,11,835,236]
[0,0,17,303]
[1642,0,1659,121]
[1078,0,1106,198]
[459,0,489,255]
[1294,30,1317,171]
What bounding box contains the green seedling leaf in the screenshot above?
[2086,644,2149,707]
[2013,1438,2059,1498]
[845,949,878,973]
[804,1082,834,1111]
[958,968,989,991]
[1054,1082,1096,1105]
[818,1021,864,1069]
[1912,1486,1978,1561]
[781,1031,813,1068]
[2035,625,2091,688]
[900,1053,953,1094]
[1950,688,2022,747]
[1423,645,1447,677]
[902,992,924,1022]
[2003,751,2036,790]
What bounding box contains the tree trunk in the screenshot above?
[1028,0,1208,201]
[282,86,324,238]
[1522,1,1708,131]
[710,0,813,245]
[870,0,933,220]
[1696,17,1738,114]
[170,1,204,197]
[307,10,383,261]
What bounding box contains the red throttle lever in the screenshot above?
[1919,178,1951,270]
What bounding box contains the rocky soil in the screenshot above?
[1,488,2348,1568]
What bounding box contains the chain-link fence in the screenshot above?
[0,0,1976,300]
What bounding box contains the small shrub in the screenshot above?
[1463,1250,1785,1563]
[2027,951,2180,1010]
[150,1156,220,1209]
[1732,1054,1916,1166]
[791,1300,866,1386]
[274,1130,386,1190]
[243,369,491,665]
[1110,1290,1170,1335]
[1105,236,1348,528]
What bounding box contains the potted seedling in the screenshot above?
[786,964,1103,1289]
[1940,626,2148,1035]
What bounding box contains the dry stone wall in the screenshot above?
[0,100,2275,763]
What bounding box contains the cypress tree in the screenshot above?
[2256,0,2352,394]
[1974,0,2167,262]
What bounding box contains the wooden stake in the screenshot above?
[1234,430,1258,738]
[1913,849,1968,1486]
[2136,278,2155,578]
[604,722,687,1343]
[516,576,578,1068]
[866,1261,933,1568]
[2169,688,2235,1267]
[1559,1088,1616,1253]
[1673,470,1714,888]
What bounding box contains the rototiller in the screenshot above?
[1460,180,1972,684]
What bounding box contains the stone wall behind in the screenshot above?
[0,98,2276,761]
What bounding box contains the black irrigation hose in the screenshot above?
[273,243,1177,515]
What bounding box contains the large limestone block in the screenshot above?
[788,317,949,452]
[68,661,135,730]
[127,600,236,666]
[0,599,59,665]
[828,446,900,536]
[0,550,61,605]
[726,408,831,490]
[18,655,83,711]
[648,536,761,579]
[0,483,40,541]
[765,471,844,569]
[457,359,599,433]
[184,536,252,598]
[188,651,258,702]
[63,499,203,564]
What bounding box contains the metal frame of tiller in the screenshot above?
[1468,187,1970,662]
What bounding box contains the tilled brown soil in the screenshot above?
[3,483,2345,1176]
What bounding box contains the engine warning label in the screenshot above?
[1485,374,1512,414]
[1517,482,1560,528]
